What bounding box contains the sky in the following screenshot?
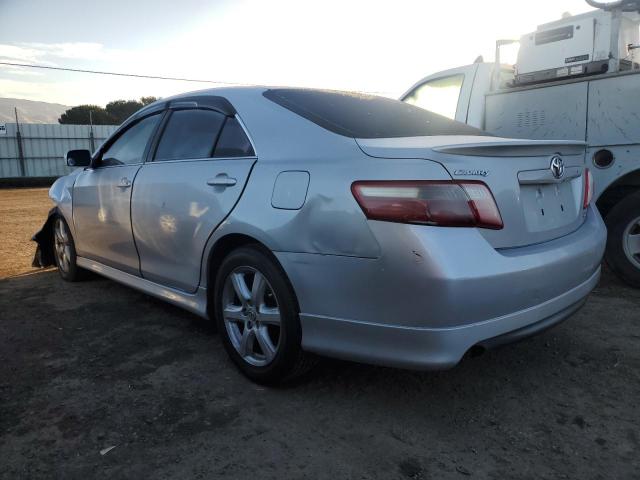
[0,0,595,106]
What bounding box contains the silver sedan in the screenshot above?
[34,88,607,384]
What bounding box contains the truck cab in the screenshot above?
[401,2,640,287]
[401,63,505,130]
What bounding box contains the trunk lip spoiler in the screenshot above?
[433,139,586,151]
[355,136,586,157]
[432,140,586,157]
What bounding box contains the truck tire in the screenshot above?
[604,190,640,288]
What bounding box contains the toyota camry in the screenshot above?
[33,88,607,384]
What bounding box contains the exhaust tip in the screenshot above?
[468,345,486,358]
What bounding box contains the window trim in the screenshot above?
[233,113,257,157]
[167,95,236,116]
[145,109,171,164]
[144,154,258,166]
[90,95,257,168]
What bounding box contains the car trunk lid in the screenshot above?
[356,135,587,249]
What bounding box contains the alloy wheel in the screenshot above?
[54,218,72,273]
[222,266,282,367]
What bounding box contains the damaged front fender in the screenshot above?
[32,207,59,268]
[33,171,80,268]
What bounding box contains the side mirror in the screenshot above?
[66,149,91,167]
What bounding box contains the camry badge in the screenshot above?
[453,169,488,177]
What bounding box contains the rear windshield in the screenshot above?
[263,88,486,139]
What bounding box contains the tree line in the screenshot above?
[58,97,158,125]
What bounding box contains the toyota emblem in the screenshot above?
[550,155,565,179]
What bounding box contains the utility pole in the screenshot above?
[14,107,26,177]
[89,110,95,152]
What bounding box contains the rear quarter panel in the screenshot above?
[197,150,453,289]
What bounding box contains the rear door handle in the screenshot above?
[207,174,237,187]
[118,177,132,188]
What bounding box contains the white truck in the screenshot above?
[402,0,640,287]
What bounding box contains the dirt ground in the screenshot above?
[0,188,639,479]
[0,188,52,278]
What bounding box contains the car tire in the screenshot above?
[604,190,640,288]
[52,215,84,282]
[214,245,316,384]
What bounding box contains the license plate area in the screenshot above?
[520,180,579,233]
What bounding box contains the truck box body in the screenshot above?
[516,10,639,85]
[485,70,640,198]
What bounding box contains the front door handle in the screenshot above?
[207,174,237,187]
[118,177,132,188]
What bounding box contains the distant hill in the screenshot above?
[0,98,70,124]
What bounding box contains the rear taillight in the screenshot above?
[351,180,503,229]
[583,168,593,209]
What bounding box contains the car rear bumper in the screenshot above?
[276,205,606,370]
[297,268,596,370]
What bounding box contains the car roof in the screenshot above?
[129,87,485,160]
[137,87,361,161]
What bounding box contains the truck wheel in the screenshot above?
[604,191,640,288]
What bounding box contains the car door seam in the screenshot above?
[198,159,258,290]
[128,165,145,276]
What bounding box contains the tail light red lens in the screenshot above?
[351,180,503,229]
[583,168,593,209]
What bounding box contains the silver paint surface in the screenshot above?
[131,157,255,292]
[49,87,608,370]
[271,171,310,210]
[73,165,142,275]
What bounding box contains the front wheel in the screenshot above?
[605,191,640,288]
[53,216,84,282]
[214,246,315,384]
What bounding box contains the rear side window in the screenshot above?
[263,88,485,139]
[214,117,255,157]
[155,109,225,161]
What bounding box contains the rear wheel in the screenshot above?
[53,216,84,282]
[214,246,315,384]
[605,191,640,288]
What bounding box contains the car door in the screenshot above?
[131,105,256,292]
[73,113,163,275]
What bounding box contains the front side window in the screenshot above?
[101,114,161,166]
[155,109,226,161]
[403,74,464,120]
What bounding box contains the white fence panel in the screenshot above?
[0,123,118,178]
